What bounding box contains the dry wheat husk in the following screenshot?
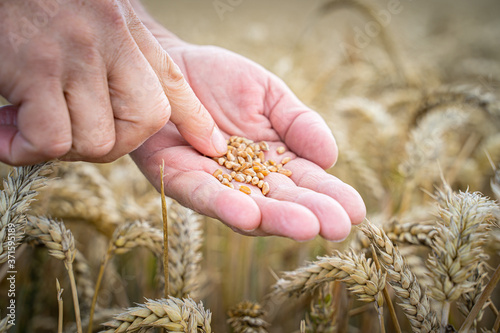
[227,301,269,333]
[427,185,497,303]
[99,297,212,333]
[457,263,489,327]
[0,163,51,263]
[271,250,385,307]
[359,221,440,333]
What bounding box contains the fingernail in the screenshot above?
[211,126,227,155]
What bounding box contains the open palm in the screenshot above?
[131,41,365,241]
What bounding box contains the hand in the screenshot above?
[131,39,366,241]
[0,0,226,165]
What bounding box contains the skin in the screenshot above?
[130,7,367,241]
[0,0,226,165]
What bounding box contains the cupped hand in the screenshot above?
[0,0,225,165]
[131,40,366,241]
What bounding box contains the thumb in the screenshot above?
[119,1,227,157]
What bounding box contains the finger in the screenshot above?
[120,3,227,157]
[61,66,116,160]
[250,195,320,241]
[131,143,261,232]
[266,80,338,169]
[0,82,72,165]
[263,171,352,241]
[284,158,367,225]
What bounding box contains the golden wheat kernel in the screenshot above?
[223,174,232,181]
[261,169,270,176]
[234,174,245,182]
[221,178,230,186]
[276,146,286,154]
[247,150,255,158]
[251,176,259,185]
[230,171,236,178]
[269,159,277,166]
[236,137,244,143]
[239,185,251,195]
[213,169,223,178]
[277,163,283,168]
[217,174,224,182]
[257,180,264,188]
[257,172,265,180]
[252,165,261,173]
[233,163,242,171]
[230,135,238,142]
[246,155,253,163]
[269,166,278,172]
[254,158,261,164]
[245,175,253,183]
[227,152,235,162]
[258,151,265,161]
[218,157,225,166]
[224,161,234,169]
[262,182,270,195]
[259,141,269,151]
[278,168,292,177]
[237,156,246,165]
[281,157,291,165]
[228,183,235,189]
[243,169,256,177]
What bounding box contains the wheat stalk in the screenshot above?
[99,297,212,333]
[492,167,500,201]
[24,215,82,333]
[0,163,51,263]
[227,301,269,333]
[359,221,440,333]
[272,250,385,307]
[88,221,163,333]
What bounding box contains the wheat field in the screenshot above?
[1,0,500,332]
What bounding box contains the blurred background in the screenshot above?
[1,0,500,332]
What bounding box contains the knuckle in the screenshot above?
[38,136,72,158]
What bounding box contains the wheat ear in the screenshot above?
[427,185,497,327]
[24,215,82,333]
[227,301,269,333]
[0,163,51,263]
[88,221,163,333]
[99,297,212,333]
[385,220,438,247]
[272,250,385,308]
[359,221,440,333]
[168,205,203,299]
[304,286,338,333]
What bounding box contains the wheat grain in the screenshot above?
[227,301,269,333]
[99,297,212,333]
[0,163,51,263]
[359,221,440,333]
